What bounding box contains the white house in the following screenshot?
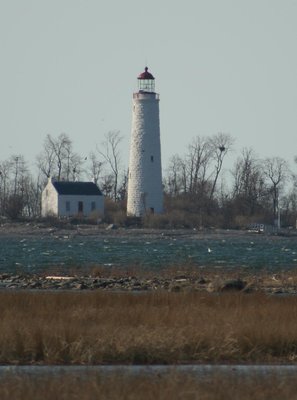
[41,178,104,218]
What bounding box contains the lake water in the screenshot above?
[1,231,297,274]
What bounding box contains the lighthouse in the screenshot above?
[127,67,163,217]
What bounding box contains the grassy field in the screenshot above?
[1,371,297,400]
[0,290,297,364]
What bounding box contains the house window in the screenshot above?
[151,155,154,162]
[78,201,83,213]
[91,201,96,211]
[66,201,70,212]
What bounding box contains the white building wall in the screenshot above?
[41,179,58,217]
[57,195,104,217]
[127,92,163,216]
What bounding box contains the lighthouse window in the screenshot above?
[150,155,154,162]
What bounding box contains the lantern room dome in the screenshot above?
[138,67,155,80]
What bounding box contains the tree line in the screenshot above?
[164,135,294,229]
[0,130,296,229]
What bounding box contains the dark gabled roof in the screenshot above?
[52,181,102,196]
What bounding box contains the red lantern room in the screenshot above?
[138,67,155,93]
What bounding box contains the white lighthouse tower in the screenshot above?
[127,67,163,217]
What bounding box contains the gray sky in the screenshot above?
[1,0,297,174]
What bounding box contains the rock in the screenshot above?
[174,275,188,280]
[7,284,18,289]
[169,285,181,292]
[242,282,255,293]
[73,282,88,290]
[0,274,10,280]
[271,288,284,295]
[220,279,247,292]
[207,278,247,293]
[206,279,223,293]
[106,224,117,230]
[131,286,142,291]
[28,281,42,289]
[162,281,170,289]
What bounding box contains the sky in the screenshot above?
[1,0,297,176]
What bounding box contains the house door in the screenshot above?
[78,201,83,213]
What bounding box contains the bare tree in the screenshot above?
[263,156,290,222]
[68,152,84,181]
[165,137,212,197]
[88,152,104,185]
[186,136,212,196]
[231,148,266,215]
[49,133,71,181]
[0,160,11,214]
[0,155,38,219]
[97,131,123,201]
[36,136,56,179]
[9,155,28,198]
[163,134,233,224]
[25,172,43,217]
[37,133,82,181]
[100,174,114,198]
[209,133,234,200]
[165,154,184,195]
[117,170,129,201]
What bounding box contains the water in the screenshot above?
[1,364,297,378]
[1,231,297,274]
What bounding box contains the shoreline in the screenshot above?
[1,268,297,295]
[0,221,296,239]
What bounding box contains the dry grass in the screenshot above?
[1,371,297,400]
[0,290,297,364]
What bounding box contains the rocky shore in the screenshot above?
[0,272,296,295]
